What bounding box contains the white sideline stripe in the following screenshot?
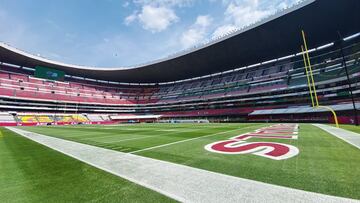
[6,127,357,203]
[313,124,360,150]
[129,124,266,154]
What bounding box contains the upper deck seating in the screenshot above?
[1,46,358,107]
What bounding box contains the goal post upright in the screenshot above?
[301,30,339,128]
[301,45,315,107]
[302,30,319,106]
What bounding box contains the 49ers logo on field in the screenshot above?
[205,124,299,160]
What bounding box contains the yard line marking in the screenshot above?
[30,126,207,147]
[130,124,266,154]
[65,132,113,138]
[101,135,154,144]
[79,133,154,140]
[158,129,182,132]
[119,148,132,151]
[85,127,209,144]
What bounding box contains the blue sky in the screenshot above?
[0,0,299,67]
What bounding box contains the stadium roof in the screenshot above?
[0,0,359,83]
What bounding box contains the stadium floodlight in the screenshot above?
[343,32,360,41]
[262,59,277,65]
[247,63,261,68]
[316,43,334,50]
[278,54,294,61]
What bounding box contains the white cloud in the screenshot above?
[124,12,137,25]
[180,15,213,48]
[138,5,179,32]
[122,1,130,8]
[209,0,297,41]
[218,0,300,29]
[133,0,193,7]
[195,15,212,27]
[181,29,204,49]
[125,0,194,32]
[225,0,274,28]
[212,24,237,39]
[277,2,289,10]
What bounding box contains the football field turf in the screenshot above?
[11,123,360,200]
[0,127,174,202]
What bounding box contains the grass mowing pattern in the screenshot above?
[19,123,255,153]
[19,123,360,200]
[0,127,174,202]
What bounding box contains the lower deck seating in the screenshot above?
[56,116,75,122]
[72,115,89,122]
[18,115,38,123]
[16,114,90,123]
[36,115,54,123]
[100,115,111,121]
[0,114,16,123]
[87,115,104,122]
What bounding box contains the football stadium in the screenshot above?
[0,0,360,202]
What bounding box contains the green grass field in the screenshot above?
[0,127,174,202]
[9,123,360,200]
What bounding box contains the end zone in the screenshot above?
[205,124,300,160]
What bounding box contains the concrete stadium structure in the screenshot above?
[0,0,359,126]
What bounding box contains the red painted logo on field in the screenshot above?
[205,124,299,160]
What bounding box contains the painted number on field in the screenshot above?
[205,124,299,160]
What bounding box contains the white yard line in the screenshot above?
[313,124,360,149]
[6,127,357,203]
[157,129,184,132]
[130,124,265,154]
[100,135,155,143]
[35,126,209,145]
[79,133,154,140]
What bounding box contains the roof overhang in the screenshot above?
[0,0,359,83]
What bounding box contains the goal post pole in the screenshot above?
[301,30,339,128]
[317,106,340,128]
[302,30,319,107]
[301,45,315,107]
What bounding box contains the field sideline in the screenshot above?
[8,123,360,200]
[0,127,173,202]
[339,124,360,134]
